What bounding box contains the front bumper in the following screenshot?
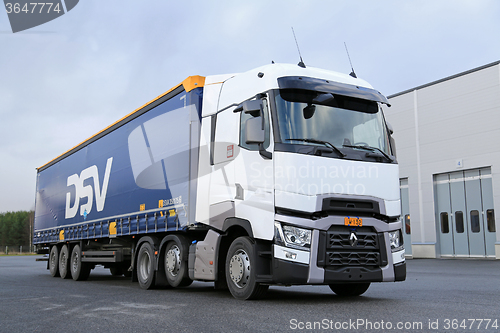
[271,215,406,285]
[272,252,406,285]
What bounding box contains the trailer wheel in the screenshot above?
[137,242,155,289]
[226,236,268,300]
[59,245,71,279]
[49,245,60,277]
[329,283,370,297]
[70,244,90,281]
[164,235,192,287]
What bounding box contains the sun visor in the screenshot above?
[277,76,391,106]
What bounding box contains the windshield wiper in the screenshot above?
[343,144,394,162]
[286,138,346,157]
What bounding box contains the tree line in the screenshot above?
[0,211,34,251]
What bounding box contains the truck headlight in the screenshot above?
[274,222,311,251]
[389,230,403,251]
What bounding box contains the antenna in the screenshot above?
[344,42,357,78]
[292,27,306,68]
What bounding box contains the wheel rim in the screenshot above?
[229,249,250,289]
[139,250,151,281]
[165,245,181,277]
[72,252,79,273]
[60,251,67,271]
[50,250,57,270]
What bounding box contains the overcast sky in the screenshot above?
[1,0,500,213]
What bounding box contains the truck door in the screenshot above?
[233,96,275,241]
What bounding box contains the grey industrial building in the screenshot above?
[383,60,500,259]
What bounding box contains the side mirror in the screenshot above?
[390,136,397,159]
[387,122,397,159]
[245,117,265,144]
[386,122,394,135]
[234,100,262,117]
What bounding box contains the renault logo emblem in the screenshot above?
[349,232,358,247]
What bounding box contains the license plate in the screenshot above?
[344,216,362,227]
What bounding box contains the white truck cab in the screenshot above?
[195,63,405,299]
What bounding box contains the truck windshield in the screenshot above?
[274,89,391,156]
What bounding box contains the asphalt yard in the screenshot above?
[1,256,499,332]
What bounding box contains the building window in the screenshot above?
[455,211,464,234]
[470,210,480,233]
[487,209,496,233]
[440,212,449,234]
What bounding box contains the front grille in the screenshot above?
[318,226,387,268]
[327,251,380,266]
[329,232,378,249]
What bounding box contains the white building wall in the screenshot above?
[383,61,500,258]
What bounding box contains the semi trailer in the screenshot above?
[34,63,405,300]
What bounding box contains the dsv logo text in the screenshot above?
[3,0,79,33]
[65,157,113,220]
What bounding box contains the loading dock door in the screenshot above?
[434,168,495,258]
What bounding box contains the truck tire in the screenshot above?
[49,245,60,277]
[226,236,268,300]
[137,242,156,289]
[59,245,71,279]
[70,244,90,281]
[164,235,192,287]
[329,283,370,297]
